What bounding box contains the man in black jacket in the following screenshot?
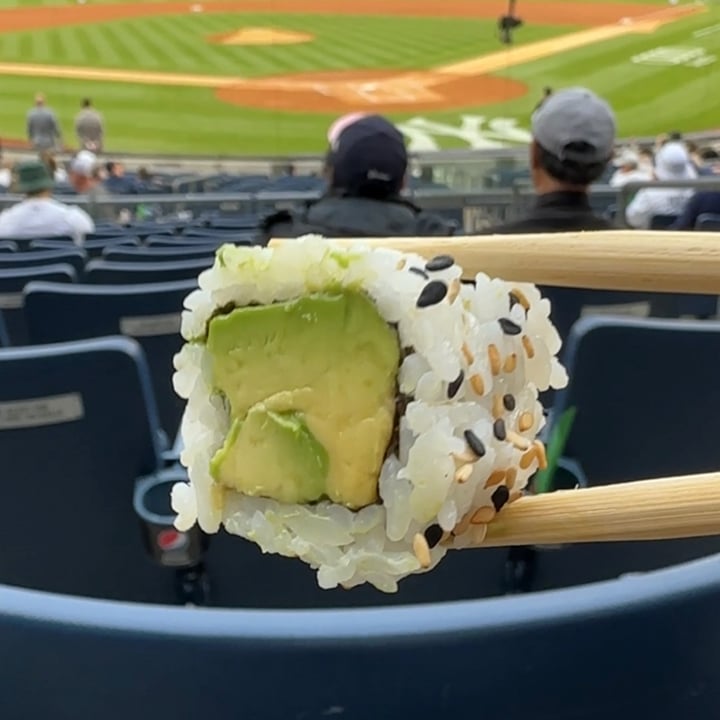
[260,114,455,241]
[485,87,616,235]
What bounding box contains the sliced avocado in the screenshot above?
[210,408,328,504]
[207,291,400,509]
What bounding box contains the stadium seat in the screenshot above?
[103,246,217,263]
[85,258,212,284]
[216,174,271,193]
[0,248,87,277]
[0,311,8,347]
[0,336,179,603]
[696,213,720,231]
[0,240,17,252]
[0,264,76,345]
[145,235,248,252]
[552,315,720,485]
[3,553,720,719]
[25,280,196,438]
[0,235,74,251]
[181,226,256,241]
[206,213,261,230]
[31,236,141,258]
[649,214,679,229]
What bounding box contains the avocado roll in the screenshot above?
[172,236,567,592]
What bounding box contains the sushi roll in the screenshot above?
[172,236,568,592]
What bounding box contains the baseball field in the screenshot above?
[0,0,718,155]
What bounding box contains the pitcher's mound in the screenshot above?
[211,27,314,46]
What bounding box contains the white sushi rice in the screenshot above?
[171,236,567,593]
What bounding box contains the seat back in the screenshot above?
[25,280,196,437]
[553,316,720,484]
[3,554,720,719]
[0,264,76,345]
[85,258,211,284]
[0,311,8,346]
[649,213,679,229]
[32,236,140,258]
[103,246,217,263]
[542,286,716,344]
[0,337,175,602]
[696,213,720,230]
[146,236,231,248]
[0,248,86,276]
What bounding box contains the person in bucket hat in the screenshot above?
[0,161,94,245]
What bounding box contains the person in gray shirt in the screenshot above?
[75,98,104,153]
[27,93,62,152]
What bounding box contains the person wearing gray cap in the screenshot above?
[485,87,616,234]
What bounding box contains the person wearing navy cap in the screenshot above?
[260,114,455,241]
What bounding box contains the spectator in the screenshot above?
[626,142,697,229]
[104,161,140,194]
[38,151,68,184]
[261,114,455,240]
[637,147,655,176]
[484,87,615,234]
[690,146,720,176]
[671,191,720,230]
[0,145,11,190]
[27,93,62,152]
[0,161,93,244]
[69,150,115,222]
[75,98,104,153]
[609,148,652,188]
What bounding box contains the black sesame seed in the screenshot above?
[491,486,510,512]
[447,369,464,399]
[425,254,455,272]
[498,317,522,336]
[408,267,429,279]
[424,523,444,549]
[493,418,507,441]
[502,394,516,412]
[416,280,448,308]
[463,429,486,458]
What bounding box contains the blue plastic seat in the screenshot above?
[0,264,76,345]
[32,236,140,258]
[206,213,261,230]
[181,226,257,242]
[0,248,87,276]
[146,235,231,248]
[85,258,211,284]
[649,213,679,229]
[529,316,720,593]
[103,245,217,263]
[0,234,74,251]
[0,240,17,252]
[25,280,196,437]
[3,552,720,719]
[552,316,720,486]
[0,311,8,346]
[0,337,178,603]
[696,213,720,230]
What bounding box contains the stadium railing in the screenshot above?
[0,186,619,234]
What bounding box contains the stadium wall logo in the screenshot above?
[396,116,532,152]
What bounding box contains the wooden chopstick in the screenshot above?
[445,473,720,549]
[270,231,720,294]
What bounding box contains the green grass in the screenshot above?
[0,0,717,154]
[0,14,569,76]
